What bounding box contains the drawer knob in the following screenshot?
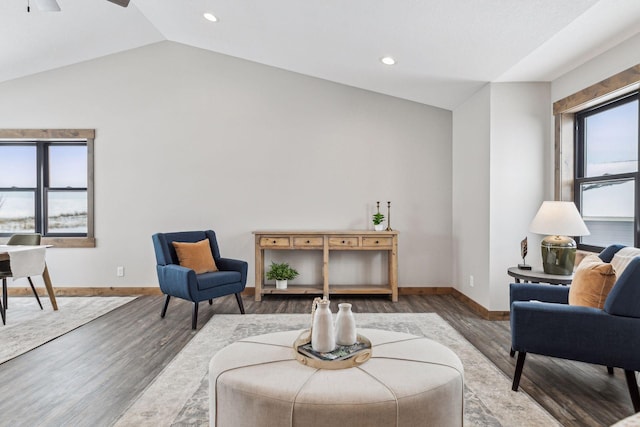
[306,240,310,243]
[375,240,379,244]
[272,240,277,244]
[342,240,346,244]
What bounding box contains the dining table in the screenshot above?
[0,245,58,311]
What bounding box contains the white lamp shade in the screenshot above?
[529,201,590,237]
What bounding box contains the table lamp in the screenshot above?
[529,201,590,275]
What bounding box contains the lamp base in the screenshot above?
[541,235,576,275]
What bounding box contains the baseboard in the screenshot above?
[398,287,454,295]
[450,288,510,320]
[7,287,163,297]
[7,286,509,320]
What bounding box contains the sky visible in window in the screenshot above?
[0,144,86,188]
[585,100,638,176]
[0,144,87,219]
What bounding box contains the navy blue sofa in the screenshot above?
[152,230,247,329]
[510,244,640,413]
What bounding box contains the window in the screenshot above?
[0,129,94,247]
[574,92,639,251]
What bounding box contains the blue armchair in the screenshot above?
[152,230,247,329]
[510,244,640,413]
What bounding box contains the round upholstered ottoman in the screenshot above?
[209,328,464,427]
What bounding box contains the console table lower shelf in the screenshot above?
[260,284,394,296]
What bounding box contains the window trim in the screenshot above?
[553,65,640,251]
[0,129,95,248]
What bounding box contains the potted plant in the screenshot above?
[372,212,385,231]
[266,261,299,290]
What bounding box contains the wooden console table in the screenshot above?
[253,230,398,302]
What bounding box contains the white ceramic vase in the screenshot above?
[311,298,336,353]
[275,279,287,290]
[334,303,357,346]
[374,223,385,231]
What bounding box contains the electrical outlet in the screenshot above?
[469,275,474,287]
[117,266,125,277]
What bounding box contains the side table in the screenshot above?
[507,266,573,285]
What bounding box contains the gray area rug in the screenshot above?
[0,296,134,364]
[116,313,560,426]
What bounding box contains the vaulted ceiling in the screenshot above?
[1,0,639,110]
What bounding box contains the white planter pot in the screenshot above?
[275,279,288,290]
[374,224,385,231]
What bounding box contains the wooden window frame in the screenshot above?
[553,65,640,250]
[0,129,95,248]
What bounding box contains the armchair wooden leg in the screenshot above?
[27,277,43,310]
[608,366,614,375]
[192,302,199,330]
[160,295,171,318]
[624,370,640,413]
[235,293,245,314]
[512,352,527,391]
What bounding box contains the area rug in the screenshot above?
[0,296,134,365]
[116,313,559,427]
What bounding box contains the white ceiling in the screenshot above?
[1,0,639,110]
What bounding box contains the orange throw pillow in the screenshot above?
[172,239,218,274]
[568,254,616,309]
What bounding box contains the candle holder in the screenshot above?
[385,201,392,231]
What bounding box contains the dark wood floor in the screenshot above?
[0,294,633,426]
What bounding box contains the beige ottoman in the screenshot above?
[209,328,464,427]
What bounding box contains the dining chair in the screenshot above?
[0,233,44,324]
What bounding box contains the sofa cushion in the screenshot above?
[604,257,640,318]
[172,239,218,274]
[569,254,616,309]
[611,247,640,278]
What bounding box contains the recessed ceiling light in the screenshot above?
[380,56,396,66]
[203,12,218,22]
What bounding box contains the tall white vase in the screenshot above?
[311,298,336,353]
[334,303,357,345]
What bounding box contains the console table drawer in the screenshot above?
[362,236,393,248]
[260,237,291,248]
[293,236,324,248]
[329,236,359,248]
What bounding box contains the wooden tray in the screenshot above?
[293,329,372,370]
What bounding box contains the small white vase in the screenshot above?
[374,223,385,231]
[311,298,336,353]
[334,303,357,345]
[275,279,287,290]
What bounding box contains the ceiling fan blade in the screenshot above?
[107,0,130,7]
[35,0,61,12]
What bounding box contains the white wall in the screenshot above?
[489,83,550,310]
[452,84,491,308]
[452,83,549,311]
[0,41,453,289]
[552,32,640,102]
